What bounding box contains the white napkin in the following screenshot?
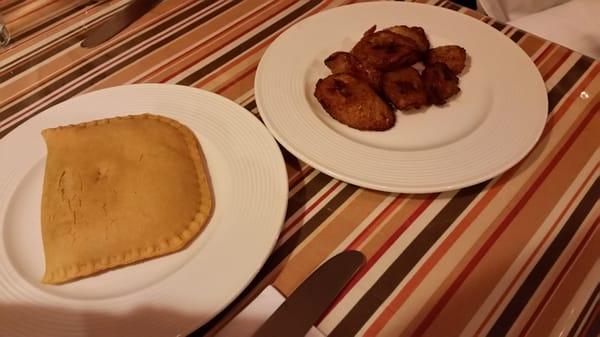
[508,0,600,59]
[215,286,325,337]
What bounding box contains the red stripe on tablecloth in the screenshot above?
[347,196,406,250]
[411,98,599,337]
[534,44,556,66]
[280,181,343,237]
[473,162,599,336]
[138,0,290,83]
[544,50,573,81]
[319,196,437,321]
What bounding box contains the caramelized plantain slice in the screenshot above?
[314,73,395,131]
[422,63,461,105]
[382,67,429,110]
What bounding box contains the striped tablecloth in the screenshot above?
[1,1,598,336]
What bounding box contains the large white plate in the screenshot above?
[255,2,547,193]
[0,84,288,337]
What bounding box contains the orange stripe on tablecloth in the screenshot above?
[347,195,406,250]
[516,141,599,336]
[524,216,600,337]
[78,0,244,90]
[0,1,105,75]
[546,62,600,123]
[534,44,556,66]
[280,181,343,237]
[462,8,484,20]
[136,0,291,83]
[1,1,249,133]
[188,28,277,87]
[411,95,599,337]
[472,162,599,337]
[577,293,600,337]
[516,34,545,58]
[543,49,573,82]
[320,196,437,320]
[214,64,257,94]
[288,166,314,190]
[364,176,512,336]
[0,0,197,117]
[160,0,339,85]
[4,0,61,24]
[188,0,345,86]
[363,58,600,337]
[163,0,333,88]
[274,189,391,295]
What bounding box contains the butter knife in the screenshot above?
[81,0,162,48]
[252,250,365,337]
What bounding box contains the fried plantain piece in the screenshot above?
[351,28,420,71]
[325,51,382,91]
[382,67,429,110]
[425,45,467,75]
[385,25,430,53]
[314,73,395,131]
[422,63,460,105]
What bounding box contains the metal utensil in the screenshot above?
[81,0,161,48]
[252,250,365,337]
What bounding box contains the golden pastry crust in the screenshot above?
[40,114,213,284]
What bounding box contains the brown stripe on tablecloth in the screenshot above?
[243,99,256,112]
[0,1,129,77]
[274,189,390,294]
[355,197,426,256]
[569,284,600,337]
[462,8,484,20]
[517,34,546,58]
[487,176,600,336]
[358,48,599,337]
[369,126,590,336]
[287,165,314,191]
[318,195,435,321]
[403,67,599,336]
[510,28,526,43]
[208,57,259,97]
[0,0,238,137]
[468,162,599,337]
[523,205,600,337]
[536,45,571,82]
[176,0,322,86]
[577,289,600,337]
[548,57,595,112]
[274,184,359,259]
[0,0,192,104]
[94,0,277,91]
[328,183,486,337]
[8,1,89,44]
[286,172,335,218]
[442,2,460,10]
[129,0,292,85]
[491,20,506,31]
[412,94,599,337]
[191,184,359,336]
[0,0,22,12]
[4,0,85,37]
[579,305,600,337]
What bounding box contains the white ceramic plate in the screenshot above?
[0,84,288,337]
[255,2,547,193]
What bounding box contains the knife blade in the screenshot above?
[252,250,365,337]
[81,0,162,48]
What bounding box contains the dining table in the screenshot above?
[0,0,598,336]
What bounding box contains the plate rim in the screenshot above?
[0,83,289,335]
[255,1,548,193]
